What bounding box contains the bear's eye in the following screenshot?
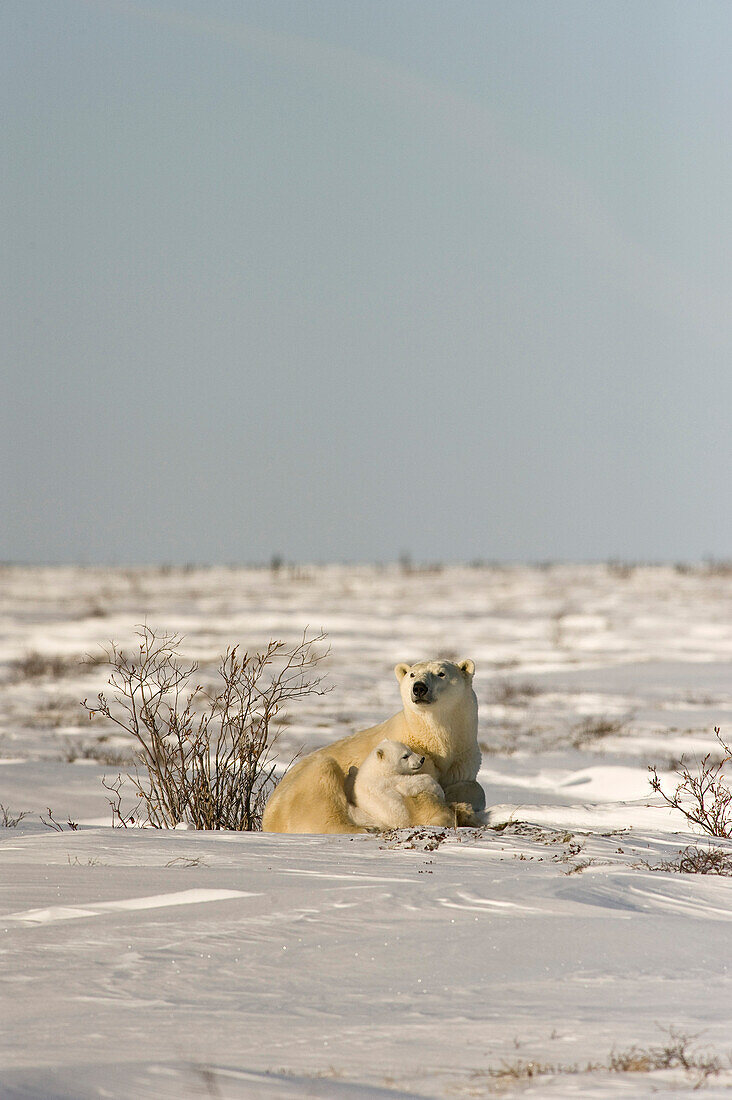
[402,754,409,760]
[438,672,446,677]
[409,672,415,678]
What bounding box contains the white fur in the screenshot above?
[262,657,484,834]
[352,740,446,829]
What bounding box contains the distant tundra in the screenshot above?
[262,658,485,833]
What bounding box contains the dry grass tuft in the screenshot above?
[704,558,732,576]
[571,715,628,748]
[9,650,109,683]
[608,1029,722,1081]
[491,680,540,705]
[62,739,136,766]
[10,652,76,680]
[487,1030,722,1087]
[641,844,732,876]
[380,827,451,851]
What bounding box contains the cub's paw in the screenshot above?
[402,790,453,828]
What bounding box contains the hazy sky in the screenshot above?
[3,1,731,564]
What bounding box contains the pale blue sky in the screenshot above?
[3,1,731,563]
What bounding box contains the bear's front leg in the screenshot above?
[443,779,486,813]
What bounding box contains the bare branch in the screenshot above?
[87,626,327,830]
[649,728,732,838]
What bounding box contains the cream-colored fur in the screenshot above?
[262,658,485,834]
[351,740,450,829]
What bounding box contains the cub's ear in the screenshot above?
[394,663,411,681]
[376,748,384,759]
[458,659,475,678]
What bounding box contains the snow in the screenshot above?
[7,888,255,925]
[1,563,732,1097]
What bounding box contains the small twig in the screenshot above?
[0,804,29,828]
[41,808,79,832]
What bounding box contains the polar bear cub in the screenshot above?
[351,739,447,829]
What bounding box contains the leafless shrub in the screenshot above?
[83,626,328,830]
[0,804,29,827]
[685,692,715,706]
[608,1029,721,1083]
[487,1030,720,1086]
[399,553,413,574]
[10,652,75,681]
[565,859,594,875]
[487,1057,581,1081]
[84,602,108,619]
[81,649,111,668]
[491,680,540,705]
[479,737,520,756]
[9,650,109,683]
[649,728,732,838]
[41,808,79,831]
[397,554,443,575]
[101,773,136,826]
[641,845,732,876]
[704,558,732,576]
[606,560,636,579]
[551,606,569,648]
[571,715,628,748]
[24,695,80,730]
[62,739,136,766]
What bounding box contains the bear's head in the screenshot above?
[372,739,425,775]
[394,658,476,716]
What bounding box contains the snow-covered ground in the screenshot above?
[1,563,732,1098]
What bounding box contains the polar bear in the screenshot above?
[350,740,450,829]
[262,658,485,834]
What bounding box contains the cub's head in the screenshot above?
[371,739,425,775]
[394,658,476,715]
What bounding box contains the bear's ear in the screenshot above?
[376,748,384,760]
[394,663,411,682]
[458,659,475,678]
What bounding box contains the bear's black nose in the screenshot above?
[413,680,428,699]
